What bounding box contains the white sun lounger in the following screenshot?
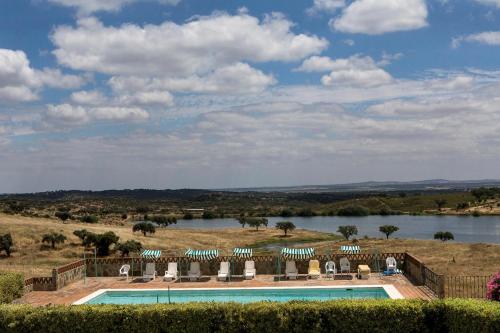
[143,263,156,281]
[244,260,256,279]
[285,260,298,280]
[217,261,230,281]
[164,262,178,281]
[340,257,350,274]
[188,262,201,281]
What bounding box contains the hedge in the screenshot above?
[0,273,24,304]
[0,299,498,333]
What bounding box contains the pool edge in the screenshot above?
[73,285,404,305]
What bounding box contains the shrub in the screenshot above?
[337,205,369,217]
[0,234,13,257]
[202,211,216,219]
[42,232,67,249]
[0,299,498,332]
[487,272,500,301]
[55,211,71,222]
[280,209,293,217]
[148,215,177,226]
[80,215,98,223]
[0,273,24,304]
[116,240,142,257]
[296,208,316,217]
[472,210,481,217]
[183,212,194,220]
[434,231,454,242]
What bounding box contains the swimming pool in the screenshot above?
[75,286,402,304]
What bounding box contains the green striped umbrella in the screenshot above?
[232,248,253,258]
[141,249,162,260]
[185,249,219,261]
[340,245,361,254]
[280,247,315,260]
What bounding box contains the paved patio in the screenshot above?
[18,273,435,305]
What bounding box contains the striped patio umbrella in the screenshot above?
[141,249,162,260]
[280,247,315,260]
[185,249,219,261]
[232,248,253,258]
[340,245,361,254]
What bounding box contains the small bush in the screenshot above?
[0,273,24,304]
[487,272,500,302]
[80,215,98,223]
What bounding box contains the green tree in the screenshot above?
[92,232,119,256]
[116,240,142,257]
[435,199,448,211]
[42,232,67,249]
[237,216,247,228]
[149,215,177,226]
[183,212,194,220]
[0,233,13,257]
[55,211,71,222]
[297,208,316,217]
[337,225,358,240]
[246,217,268,231]
[434,231,454,242]
[276,221,296,236]
[133,222,156,236]
[337,206,369,216]
[202,211,216,219]
[73,229,90,245]
[379,225,399,239]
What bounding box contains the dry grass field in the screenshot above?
[0,214,336,277]
[0,213,498,278]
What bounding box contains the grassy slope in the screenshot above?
[0,214,498,278]
[0,214,337,277]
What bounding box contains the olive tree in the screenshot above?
[337,225,358,240]
[379,225,399,239]
[276,221,296,236]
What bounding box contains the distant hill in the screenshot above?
[1,179,500,199]
[219,179,500,193]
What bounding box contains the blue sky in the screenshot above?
[1,0,500,192]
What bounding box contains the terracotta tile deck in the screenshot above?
[18,274,434,306]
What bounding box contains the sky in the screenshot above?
[1,0,500,193]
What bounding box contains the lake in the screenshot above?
[168,215,500,244]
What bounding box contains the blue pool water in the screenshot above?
[84,287,389,304]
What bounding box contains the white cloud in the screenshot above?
[331,0,428,35]
[70,90,107,105]
[475,0,500,8]
[0,48,86,102]
[51,14,328,77]
[43,103,149,127]
[452,31,500,48]
[296,55,392,87]
[306,0,346,15]
[47,0,181,15]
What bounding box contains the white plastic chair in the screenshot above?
[285,261,298,280]
[386,257,397,273]
[244,260,256,280]
[164,262,178,281]
[325,261,336,278]
[119,264,130,280]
